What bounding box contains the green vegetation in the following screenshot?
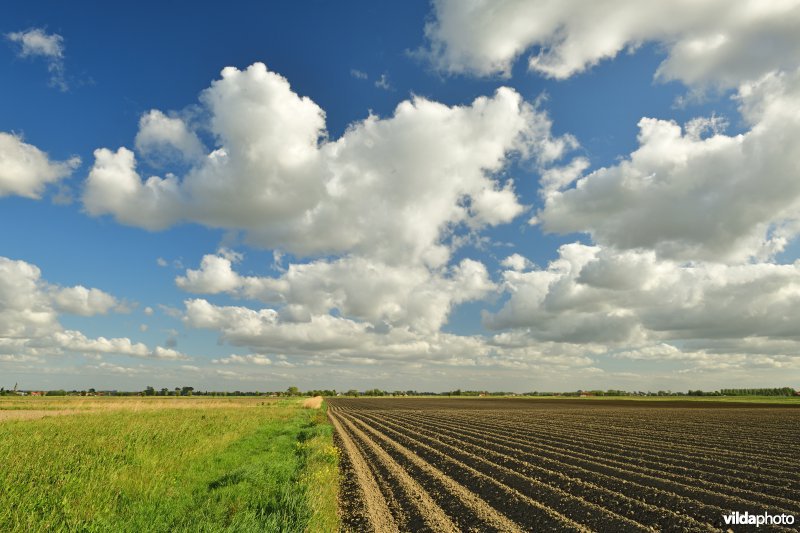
[0,397,338,532]
[519,395,800,404]
[332,387,800,401]
[716,387,796,396]
[4,384,795,399]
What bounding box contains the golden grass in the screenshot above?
[0,409,77,421]
[302,396,324,409]
[0,396,278,420]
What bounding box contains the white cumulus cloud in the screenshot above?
[178,252,496,333]
[423,0,800,88]
[0,256,187,361]
[0,133,80,199]
[134,110,205,164]
[537,69,800,262]
[84,62,573,268]
[51,286,122,316]
[212,354,273,366]
[183,297,596,370]
[485,244,800,365]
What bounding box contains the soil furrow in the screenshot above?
[328,407,397,533]
[328,399,800,533]
[500,412,800,467]
[333,408,442,531]
[336,410,460,533]
[340,411,525,532]
[414,410,800,484]
[349,410,671,532]
[406,410,800,508]
[394,410,800,518]
[360,409,721,532]
[338,408,592,532]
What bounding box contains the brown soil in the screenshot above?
[328,406,397,533]
[329,398,800,532]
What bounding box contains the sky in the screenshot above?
[2,0,800,393]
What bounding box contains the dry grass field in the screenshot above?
[0,396,268,421]
[329,397,800,532]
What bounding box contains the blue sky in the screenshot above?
[2,1,800,392]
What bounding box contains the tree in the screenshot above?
[144,386,155,396]
[286,386,300,396]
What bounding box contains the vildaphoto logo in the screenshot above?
[723,511,795,528]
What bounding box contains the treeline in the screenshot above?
[329,387,800,397]
[349,389,516,397]
[696,387,796,396]
[3,386,798,397]
[1,386,315,397]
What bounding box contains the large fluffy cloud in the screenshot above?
[51,286,125,316]
[537,69,800,262]
[420,2,800,266]
[177,251,495,333]
[84,62,573,267]
[75,17,800,386]
[0,256,187,361]
[84,63,590,375]
[183,297,597,370]
[486,243,800,365]
[423,0,800,87]
[0,133,80,199]
[415,2,800,382]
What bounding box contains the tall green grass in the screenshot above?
[0,399,338,532]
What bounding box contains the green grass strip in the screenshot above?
[0,399,339,532]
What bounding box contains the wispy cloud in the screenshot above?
[6,28,68,91]
[350,68,368,80]
[374,73,391,90]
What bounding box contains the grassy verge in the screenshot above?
[0,398,338,532]
[298,402,339,533]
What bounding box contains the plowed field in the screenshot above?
[328,398,800,532]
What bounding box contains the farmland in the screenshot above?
[0,396,337,532]
[329,397,800,532]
